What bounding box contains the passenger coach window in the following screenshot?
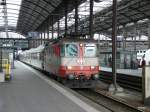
[66,44,78,57]
[84,44,96,57]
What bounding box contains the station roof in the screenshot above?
[0,0,150,37]
[16,0,62,34]
[16,0,85,35]
[74,0,150,37]
[0,0,22,31]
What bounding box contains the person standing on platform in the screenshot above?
[141,55,146,68]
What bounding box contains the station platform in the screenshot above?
[100,67,142,77]
[0,61,108,112]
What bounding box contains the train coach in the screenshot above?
[19,38,100,88]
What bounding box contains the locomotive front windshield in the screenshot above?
[84,44,97,57]
[60,43,97,57]
[66,44,78,57]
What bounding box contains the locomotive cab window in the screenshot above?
[84,44,97,57]
[65,44,78,57]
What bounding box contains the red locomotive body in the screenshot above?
[20,38,100,88]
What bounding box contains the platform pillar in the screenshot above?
[31,40,34,48]
[148,22,150,49]
[0,43,2,72]
[122,26,127,69]
[40,32,42,45]
[122,25,127,51]
[64,0,68,37]
[75,0,79,35]
[52,16,54,39]
[108,0,123,93]
[57,18,60,37]
[111,0,117,90]
[44,29,46,44]
[36,39,38,47]
[89,0,94,39]
[47,18,50,39]
[142,66,150,106]
[41,32,43,44]
[133,22,137,51]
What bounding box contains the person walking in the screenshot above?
[141,55,146,67]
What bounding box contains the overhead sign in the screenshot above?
[28,32,39,38]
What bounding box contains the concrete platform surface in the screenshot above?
[0,61,105,112]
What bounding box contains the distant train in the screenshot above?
[19,38,100,88]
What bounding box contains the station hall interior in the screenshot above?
[0,0,150,112]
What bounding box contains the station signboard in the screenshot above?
[28,32,39,38]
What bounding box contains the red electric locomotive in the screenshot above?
[20,38,100,88]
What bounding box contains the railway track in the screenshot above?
[75,71,145,112]
[24,61,144,111]
[75,89,143,112]
[99,71,142,91]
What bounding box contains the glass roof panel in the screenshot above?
[0,32,26,38]
[58,0,122,29]
[0,0,22,27]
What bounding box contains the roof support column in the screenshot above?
[89,0,94,39]
[64,0,68,37]
[52,16,54,39]
[33,39,35,48]
[33,39,36,48]
[31,40,33,48]
[38,38,41,46]
[134,23,137,51]
[31,40,34,48]
[30,40,32,48]
[122,25,127,51]
[98,33,101,56]
[34,40,36,48]
[47,29,49,40]
[111,0,117,90]
[28,40,31,49]
[35,37,37,47]
[44,30,46,44]
[34,39,36,48]
[36,39,39,47]
[75,0,79,35]
[109,0,123,93]
[40,32,42,45]
[47,19,50,39]
[57,18,60,37]
[28,39,30,49]
[0,43,2,72]
[138,31,141,40]
[148,22,150,49]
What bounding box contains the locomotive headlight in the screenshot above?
[79,43,83,47]
[90,66,95,69]
[67,66,72,70]
[93,74,99,80]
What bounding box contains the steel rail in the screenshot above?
[76,89,143,112]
